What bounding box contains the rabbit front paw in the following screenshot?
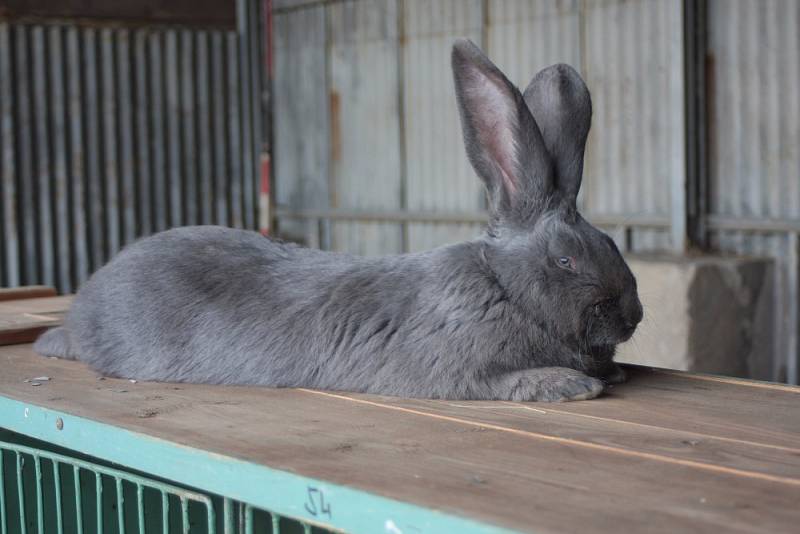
[491,367,604,402]
[601,363,627,385]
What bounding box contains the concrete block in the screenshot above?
[616,254,774,379]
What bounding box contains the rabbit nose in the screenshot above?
[627,301,644,329]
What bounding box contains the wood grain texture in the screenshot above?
[1,339,799,533]
[0,294,70,345]
[0,285,56,301]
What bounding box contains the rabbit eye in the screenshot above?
[557,256,576,270]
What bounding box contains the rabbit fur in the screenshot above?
[35,39,642,402]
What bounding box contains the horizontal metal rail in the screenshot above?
[276,207,800,235]
[273,207,673,229]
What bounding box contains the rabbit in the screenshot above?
[34,39,642,402]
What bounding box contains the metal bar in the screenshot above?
[788,232,799,385]
[166,30,183,227]
[53,460,63,534]
[180,496,189,534]
[101,28,120,256]
[16,25,38,285]
[0,23,20,287]
[161,491,168,533]
[136,485,144,534]
[223,498,233,534]
[273,207,674,229]
[0,450,5,534]
[181,30,197,226]
[227,32,244,228]
[49,25,72,293]
[134,31,152,237]
[206,500,216,534]
[706,216,800,234]
[303,523,312,534]
[211,32,229,226]
[15,453,25,534]
[271,513,280,534]
[84,28,105,270]
[67,27,89,286]
[196,32,213,225]
[95,473,103,534]
[237,0,255,230]
[249,0,265,231]
[117,29,137,245]
[244,504,253,534]
[73,466,83,534]
[149,32,168,233]
[33,456,43,534]
[32,26,55,288]
[115,478,124,534]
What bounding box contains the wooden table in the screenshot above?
[1,295,798,533]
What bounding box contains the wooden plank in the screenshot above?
[0,313,62,346]
[0,338,798,532]
[0,295,72,315]
[0,286,56,302]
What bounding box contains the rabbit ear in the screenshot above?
[451,39,553,222]
[522,64,592,206]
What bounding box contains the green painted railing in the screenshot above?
[0,396,516,534]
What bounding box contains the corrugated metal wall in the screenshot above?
[0,0,265,293]
[273,0,683,252]
[707,0,800,383]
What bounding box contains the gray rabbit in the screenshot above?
[34,39,642,402]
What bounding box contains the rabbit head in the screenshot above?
[452,39,643,357]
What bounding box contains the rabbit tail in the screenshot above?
[33,327,77,360]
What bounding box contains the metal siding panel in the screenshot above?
[101,28,121,257]
[117,29,137,245]
[211,31,229,226]
[67,27,89,286]
[403,0,485,252]
[237,0,255,230]
[165,30,183,227]
[49,25,73,292]
[84,28,105,270]
[328,0,403,256]
[0,23,19,286]
[581,0,678,251]
[487,0,580,88]
[33,26,55,287]
[196,32,214,225]
[149,31,168,233]
[181,30,198,226]
[273,6,330,244]
[227,32,244,228]
[16,25,38,284]
[134,30,152,237]
[707,0,800,382]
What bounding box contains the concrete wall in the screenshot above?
[617,255,774,379]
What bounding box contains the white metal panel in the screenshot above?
[329,0,404,256]
[707,0,800,382]
[273,5,331,244]
[403,0,486,252]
